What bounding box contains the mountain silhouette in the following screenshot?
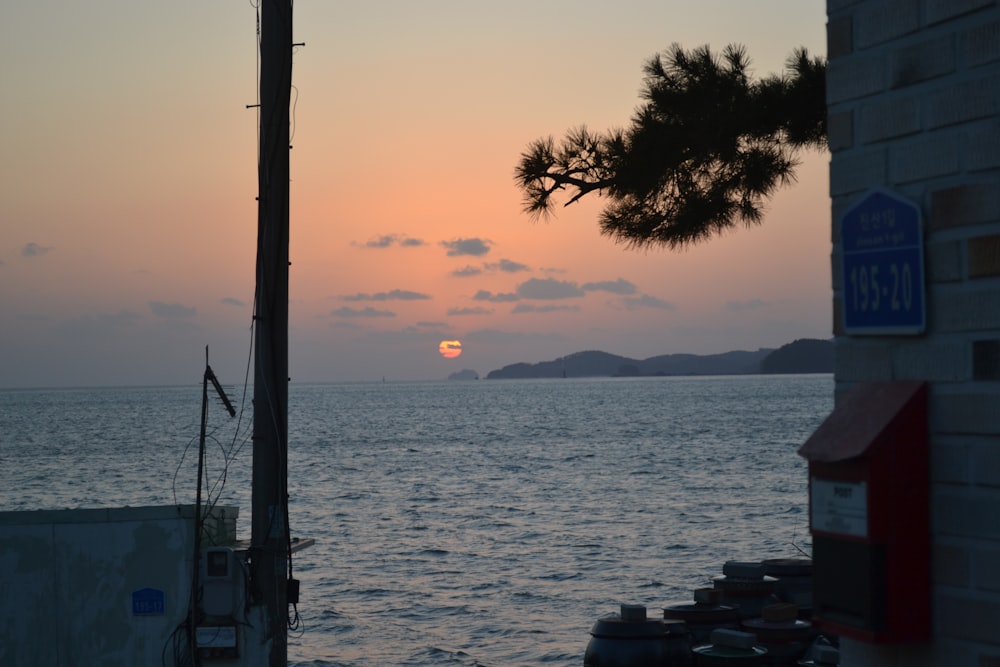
[484,339,832,379]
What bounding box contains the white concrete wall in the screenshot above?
[827,0,1000,664]
[0,505,241,666]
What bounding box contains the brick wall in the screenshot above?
[827,1,1000,664]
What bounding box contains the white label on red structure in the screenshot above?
[811,479,868,537]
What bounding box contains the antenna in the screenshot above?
[205,347,236,417]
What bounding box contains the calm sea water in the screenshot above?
[0,374,832,666]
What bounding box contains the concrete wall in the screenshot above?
[0,505,241,666]
[827,0,1000,664]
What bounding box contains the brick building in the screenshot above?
[826,0,1000,664]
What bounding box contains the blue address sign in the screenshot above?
[132,587,165,616]
[841,189,926,335]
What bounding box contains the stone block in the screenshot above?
[968,123,1000,172]
[890,134,961,183]
[928,0,998,25]
[934,541,972,587]
[938,593,1000,645]
[893,340,969,380]
[830,148,888,196]
[926,240,964,283]
[934,390,1000,434]
[933,287,1000,332]
[964,19,1000,68]
[891,35,956,88]
[969,235,1000,278]
[834,341,894,380]
[935,491,1000,539]
[930,183,1000,230]
[827,109,855,151]
[972,549,1000,592]
[926,75,1000,129]
[859,96,921,143]
[974,340,1000,379]
[973,438,1000,488]
[932,437,973,484]
[833,296,845,336]
[856,0,922,49]
[827,55,888,104]
[828,15,854,59]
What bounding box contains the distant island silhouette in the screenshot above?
[473,338,833,380]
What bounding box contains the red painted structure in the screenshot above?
[798,381,930,643]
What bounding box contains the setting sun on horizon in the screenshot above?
[0,1,829,388]
[439,340,463,360]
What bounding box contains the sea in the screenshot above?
[0,374,833,666]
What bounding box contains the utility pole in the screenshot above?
[251,1,292,666]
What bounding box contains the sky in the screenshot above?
[0,1,829,388]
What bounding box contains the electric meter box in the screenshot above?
[798,381,929,643]
[201,547,236,617]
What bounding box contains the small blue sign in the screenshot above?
[841,189,926,334]
[132,587,166,616]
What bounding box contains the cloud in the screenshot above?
[454,258,528,277]
[620,294,677,311]
[366,235,396,248]
[472,289,519,303]
[441,237,491,257]
[416,320,447,328]
[342,289,431,302]
[511,303,581,314]
[221,297,247,307]
[463,328,566,344]
[486,258,530,273]
[331,306,395,318]
[149,301,196,318]
[22,242,53,258]
[448,306,493,316]
[727,299,768,312]
[452,265,483,278]
[360,234,426,248]
[516,277,585,300]
[582,278,637,295]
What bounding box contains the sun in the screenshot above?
[438,340,462,359]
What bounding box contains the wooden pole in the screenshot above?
[251,1,292,665]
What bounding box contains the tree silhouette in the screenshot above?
[515,44,826,249]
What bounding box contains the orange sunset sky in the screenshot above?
[1,1,829,388]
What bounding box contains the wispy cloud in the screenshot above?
[620,294,676,311]
[331,306,395,318]
[516,277,585,300]
[221,297,246,307]
[486,258,530,273]
[359,234,426,249]
[472,289,519,303]
[342,289,431,302]
[452,265,483,278]
[448,306,493,316]
[511,303,580,314]
[22,242,53,258]
[582,278,637,295]
[463,328,567,345]
[149,301,196,318]
[441,237,492,257]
